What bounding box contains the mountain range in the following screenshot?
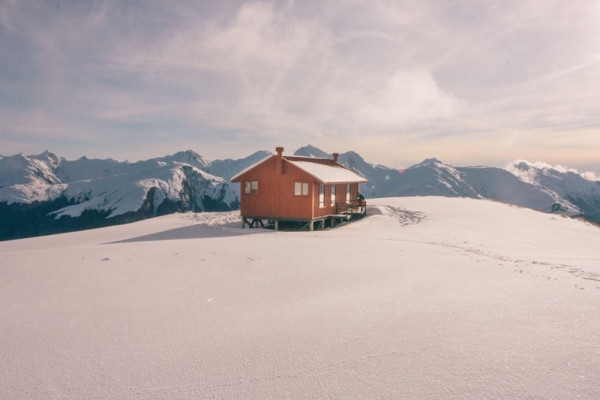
[1,145,599,239]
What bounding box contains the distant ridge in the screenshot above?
[293,146,599,223]
[294,145,331,159]
[1,145,599,239]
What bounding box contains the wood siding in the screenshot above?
[237,156,313,219]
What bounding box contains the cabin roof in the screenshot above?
[231,154,367,184]
[287,160,367,184]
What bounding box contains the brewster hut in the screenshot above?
[231,147,368,230]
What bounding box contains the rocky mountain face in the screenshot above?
[0,150,257,240]
[2,145,599,240]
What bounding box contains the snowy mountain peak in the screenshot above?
[155,150,210,171]
[337,151,373,175]
[294,145,331,159]
[409,158,445,169]
[31,150,60,168]
[0,153,61,188]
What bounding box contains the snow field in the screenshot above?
[1,197,600,399]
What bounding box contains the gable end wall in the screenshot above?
[237,157,315,219]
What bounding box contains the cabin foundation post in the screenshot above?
[242,217,266,228]
[274,220,279,231]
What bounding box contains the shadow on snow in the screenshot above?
[105,221,267,244]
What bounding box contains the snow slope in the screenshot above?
[2,197,600,399]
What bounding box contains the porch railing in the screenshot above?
[335,200,366,214]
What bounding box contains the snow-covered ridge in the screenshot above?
[2,146,600,240]
[0,150,240,219]
[504,160,600,217]
[326,150,598,220]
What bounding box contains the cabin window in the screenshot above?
[244,181,259,194]
[319,185,325,208]
[331,185,336,206]
[346,183,351,203]
[294,182,309,196]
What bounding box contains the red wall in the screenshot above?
[237,156,311,219]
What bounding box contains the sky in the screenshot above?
[1,0,600,174]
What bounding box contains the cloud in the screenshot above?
[0,0,599,173]
[116,1,461,142]
[356,70,460,128]
[581,172,600,182]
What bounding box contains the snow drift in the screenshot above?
[2,197,600,399]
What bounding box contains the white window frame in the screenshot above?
[319,185,325,208]
[346,183,351,203]
[330,185,336,206]
[294,182,309,196]
[244,181,259,194]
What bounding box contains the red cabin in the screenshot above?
[231,147,368,230]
